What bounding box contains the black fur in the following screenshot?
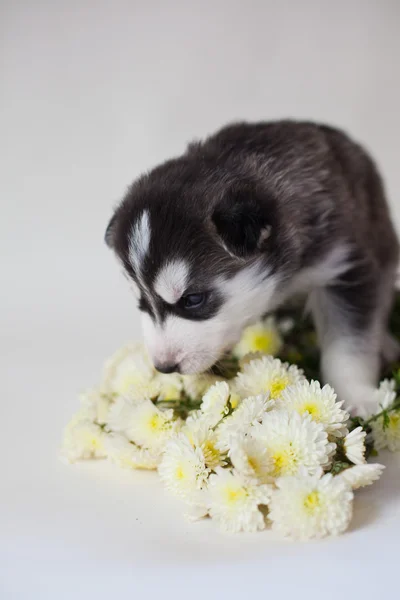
[211,183,274,257]
[106,119,399,335]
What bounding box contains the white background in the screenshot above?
[1,1,400,598]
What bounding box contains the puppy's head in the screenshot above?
[105,160,280,374]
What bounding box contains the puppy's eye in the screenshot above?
[182,293,206,310]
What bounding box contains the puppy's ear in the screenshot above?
[212,183,273,257]
[105,212,118,248]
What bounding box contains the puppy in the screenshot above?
[105,120,399,416]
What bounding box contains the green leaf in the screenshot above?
[330,461,352,475]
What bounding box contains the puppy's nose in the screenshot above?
[154,362,180,374]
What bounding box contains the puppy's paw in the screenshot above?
[382,331,400,365]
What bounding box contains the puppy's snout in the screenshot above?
[154,362,180,374]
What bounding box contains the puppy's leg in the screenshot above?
[382,331,400,365]
[309,263,395,417]
[379,263,400,365]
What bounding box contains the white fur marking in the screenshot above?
[142,259,281,373]
[154,259,189,304]
[288,243,352,298]
[128,210,151,271]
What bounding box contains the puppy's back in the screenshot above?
[192,120,399,269]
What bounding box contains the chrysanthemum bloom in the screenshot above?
[200,381,231,427]
[233,317,283,359]
[371,411,400,452]
[122,399,178,451]
[279,380,348,438]
[378,378,396,397]
[155,372,183,401]
[252,410,335,480]
[159,434,209,500]
[269,473,353,540]
[235,356,304,400]
[339,463,385,489]
[343,427,366,465]
[374,379,397,412]
[106,394,144,434]
[229,436,273,484]
[182,419,226,469]
[104,432,159,470]
[101,343,159,399]
[79,388,111,425]
[61,418,107,463]
[216,394,273,452]
[207,468,272,533]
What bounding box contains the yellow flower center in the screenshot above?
[88,436,101,450]
[224,485,247,506]
[304,491,321,513]
[269,376,290,399]
[302,402,321,420]
[389,414,400,429]
[252,332,276,353]
[272,446,297,476]
[202,440,221,468]
[148,414,162,431]
[175,466,186,480]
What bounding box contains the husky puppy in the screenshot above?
[105,121,399,416]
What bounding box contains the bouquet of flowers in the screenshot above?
[61,303,400,541]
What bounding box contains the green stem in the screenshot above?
[364,399,400,426]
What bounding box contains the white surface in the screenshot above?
[1,1,400,598]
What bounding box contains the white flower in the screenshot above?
[379,378,396,393]
[101,343,159,400]
[371,411,400,452]
[279,380,349,438]
[155,372,183,401]
[200,381,230,427]
[229,436,273,484]
[235,356,304,400]
[104,432,159,470]
[233,316,282,359]
[182,373,224,400]
[252,410,335,480]
[375,379,396,410]
[269,473,353,540]
[182,419,226,469]
[216,394,273,452]
[123,399,177,451]
[159,434,209,500]
[107,394,145,433]
[343,427,366,465]
[79,388,111,425]
[339,463,385,490]
[61,418,106,463]
[207,468,272,533]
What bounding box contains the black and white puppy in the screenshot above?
[105,120,399,416]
